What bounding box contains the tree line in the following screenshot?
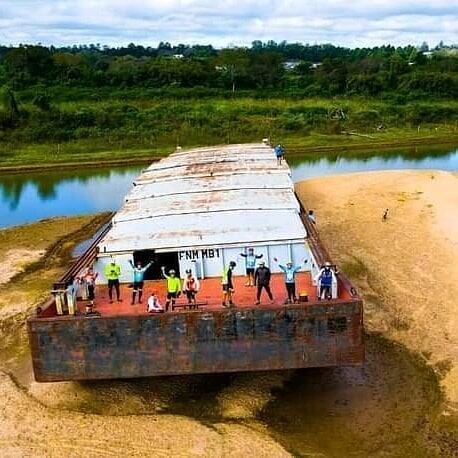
[0,41,457,98]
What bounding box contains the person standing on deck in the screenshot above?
[161,266,181,311]
[254,261,274,305]
[81,266,98,308]
[104,258,122,303]
[183,269,200,309]
[273,258,307,304]
[222,261,236,308]
[315,261,338,300]
[128,259,153,305]
[240,248,263,286]
[274,144,285,165]
[308,210,316,225]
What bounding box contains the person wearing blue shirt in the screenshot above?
[128,259,153,305]
[274,144,284,165]
[274,257,307,303]
[240,248,263,286]
[315,261,338,300]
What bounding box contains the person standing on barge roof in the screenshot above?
[128,259,153,305]
[161,266,182,311]
[239,248,263,287]
[274,144,285,165]
[273,257,307,304]
[222,261,236,308]
[254,261,274,305]
[104,258,122,304]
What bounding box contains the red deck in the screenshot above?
[73,272,351,317]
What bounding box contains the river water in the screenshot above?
[1,144,457,229]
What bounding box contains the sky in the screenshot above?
[0,0,456,48]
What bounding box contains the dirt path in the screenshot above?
[296,170,458,409]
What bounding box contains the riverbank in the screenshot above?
[1,128,457,173]
[297,170,458,411]
[0,171,457,455]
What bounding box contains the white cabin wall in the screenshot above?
[292,242,312,271]
[267,244,290,273]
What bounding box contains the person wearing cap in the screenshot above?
[254,260,274,305]
[103,257,122,304]
[161,266,182,311]
[221,261,236,308]
[273,257,307,304]
[128,259,153,305]
[147,290,163,313]
[183,269,200,309]
[240,247,263,287]
[315,261,338,300]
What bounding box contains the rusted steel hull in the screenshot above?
[28,301,363,382]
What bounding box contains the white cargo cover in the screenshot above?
[101,209,306,253]
[115,189,300,223]
[98,143,307,255]
[126,173,293,201]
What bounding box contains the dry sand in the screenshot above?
[297,169,458,408]
[0,249,45,285]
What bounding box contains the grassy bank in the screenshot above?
[1,128,457,173]
[1,95,457,170]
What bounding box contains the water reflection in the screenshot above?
[0,166,143,227]
[0,144,457,228]
[289,144,458,181]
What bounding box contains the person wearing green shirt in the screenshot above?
[161,266,182,311]
[104,259,122,303]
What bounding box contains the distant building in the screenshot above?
[283,60,302,70]
[310,62,323,69]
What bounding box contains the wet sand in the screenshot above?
[0,172,457,456]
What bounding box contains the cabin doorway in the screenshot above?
[133,250,180,280]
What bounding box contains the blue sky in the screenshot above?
[0,0,456,48]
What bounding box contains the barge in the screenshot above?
[28,142,364,382]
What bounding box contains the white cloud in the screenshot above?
[0,0,456,47]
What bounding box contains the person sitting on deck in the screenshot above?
[308,210,316,225]
[274,144,285,165]
[254,261,274,305]
[147,290,164,313]
[221,261,236,308]
[273,258,307,304]
[104,258,122,304]
[239,248,263,287]
[182,269,200,309]
[128,259,153,305]
[315,261,338,300]
[161,266,182,311]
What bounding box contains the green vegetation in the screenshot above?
[0,41,457,167]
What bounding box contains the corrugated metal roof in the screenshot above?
[135,161,290,185]
[102,209,306,252]
[98,143,307,253]
[115,189,299,223]
[126,173,294,201]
